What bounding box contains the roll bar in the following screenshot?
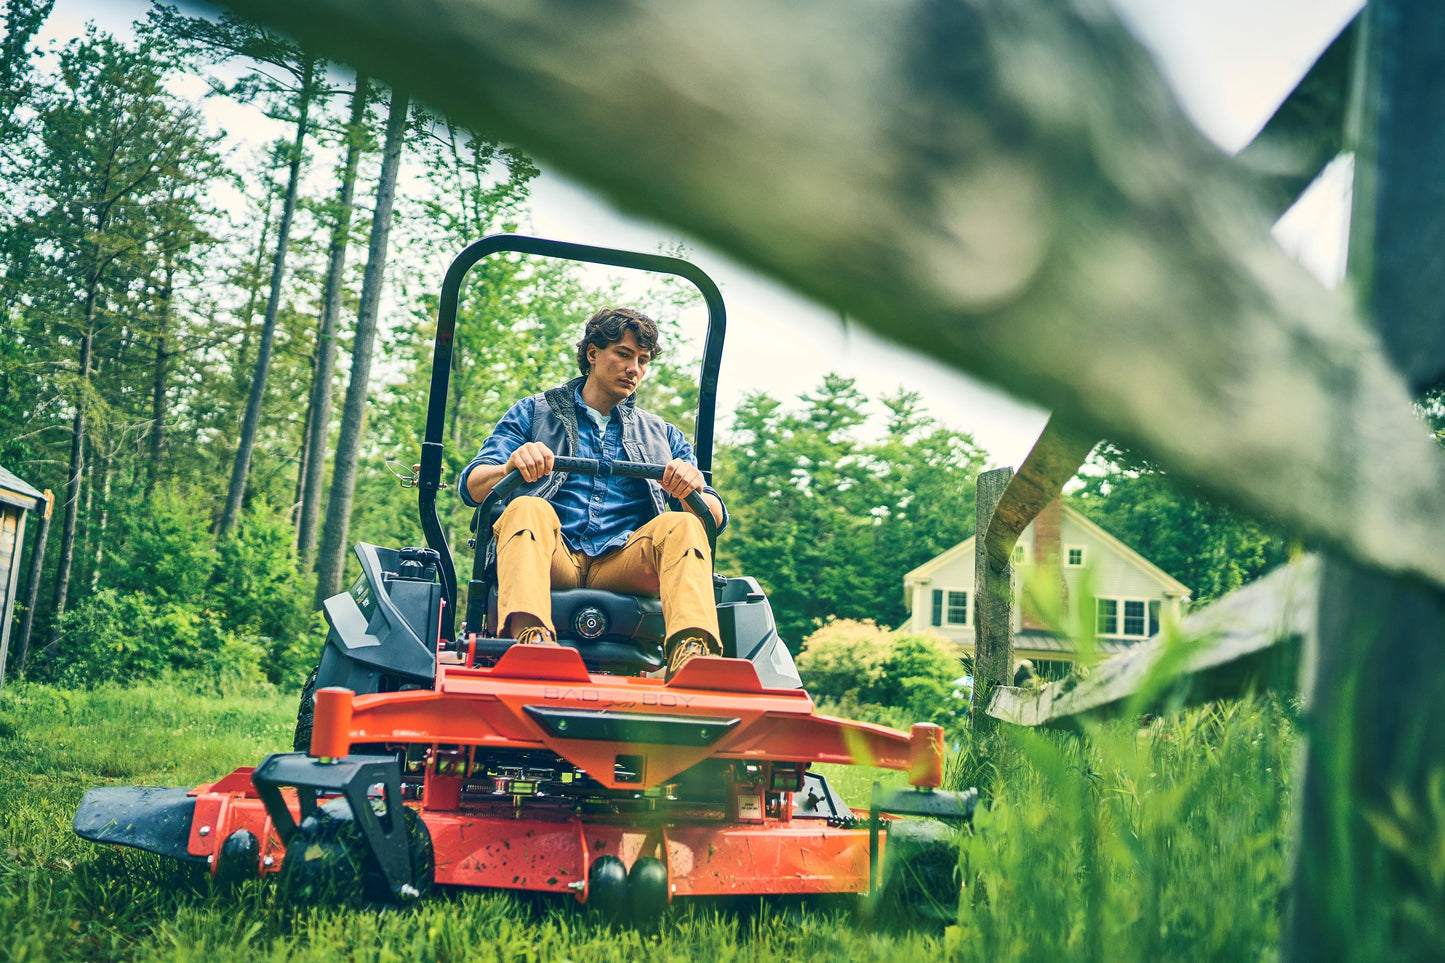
[414,234,727,641]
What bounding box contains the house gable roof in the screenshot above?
[1062,506,1190,597]
[901,504,1190,599]
[903,535,975,582]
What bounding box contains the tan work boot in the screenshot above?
[514,625,559,646]
[665,634,721,681]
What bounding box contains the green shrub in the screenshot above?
[28,493,322,690]
[797,619,963,727]
[28,588,264,688]
[795,618,890,702]
[212,502,309,636]
[874,633,964,727]
[102,486,217,600]
[211,502,317,688]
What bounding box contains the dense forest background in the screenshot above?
[0,1,1284,690]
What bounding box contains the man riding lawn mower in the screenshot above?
[459,305,727,681]
[73,235,977,923]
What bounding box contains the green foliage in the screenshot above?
[102,487,216,600]
[874,635,963,727]
[27,588,260,690]
[28,492,316,690]
[797,619,964,728]
[213,504,310,636]
[1070,443,1289,605]
[957,699,1296,960]
[1417,386,1445,449]
[794,618,891,703]
[0,2,55,162]
[717,378,987,646]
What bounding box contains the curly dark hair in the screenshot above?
[575,307,662,376]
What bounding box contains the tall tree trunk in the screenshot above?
[219,53,318,535]
[298,72,370,565]
[77,431,95,591]
[235,169,278,395]
[12,491,51,676]
[88,448,110,590]
[147,254,175,494]
[291,344,317,538]
[46,292,96,650]
[315,87,409,604]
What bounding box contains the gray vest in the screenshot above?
[510,376,676,517]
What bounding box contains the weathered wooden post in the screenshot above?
[11,490,52,678]
[0,475,46,694]
[972,466,1013,735]
[1286,2,1445,958]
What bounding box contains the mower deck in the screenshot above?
[153,777,877,897]
[76,645,955,903]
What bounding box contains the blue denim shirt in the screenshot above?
[462,386,716,556]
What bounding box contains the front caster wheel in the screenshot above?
[276,797,433,907]
[877,819,962,929]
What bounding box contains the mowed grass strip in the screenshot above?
[0,680,1294,962]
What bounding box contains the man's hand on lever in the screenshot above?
[467,442,555,504]
[661,458,723,528]
[508,442,555,482]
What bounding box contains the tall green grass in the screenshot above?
[0,680,1294,961]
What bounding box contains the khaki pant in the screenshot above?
[493,496,720,644]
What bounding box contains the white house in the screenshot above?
[901,499,1190,671]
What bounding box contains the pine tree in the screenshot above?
[146,5,333,534]
[26,31,218,652]
[296,72,372,564]
[314,86,410,603]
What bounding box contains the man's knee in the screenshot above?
[652,511,705,539]
[651,513,711,566]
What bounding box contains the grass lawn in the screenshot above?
[0,680,1294,961]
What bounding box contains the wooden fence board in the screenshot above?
[986,555,1318,728]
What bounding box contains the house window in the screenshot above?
[1123,600,1146,636]
[1012,544,1029,564]
[1066,546,1085,567]
[946,590,969,625]
[1095,598,1117,635]
[1096,597,1156,638]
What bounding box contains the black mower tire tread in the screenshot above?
[292,665,319,753]
[276,797,433,908]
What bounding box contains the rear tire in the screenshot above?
[292,666,319,752]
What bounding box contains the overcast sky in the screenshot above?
[34,0,1361,467]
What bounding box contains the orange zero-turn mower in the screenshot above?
[73,236,977,920]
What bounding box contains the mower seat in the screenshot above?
[483,587,667,674]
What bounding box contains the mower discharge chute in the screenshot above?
[73,235,977,921]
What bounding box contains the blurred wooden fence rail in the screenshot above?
[211,1,1444,959]
[982,555,1316,729]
